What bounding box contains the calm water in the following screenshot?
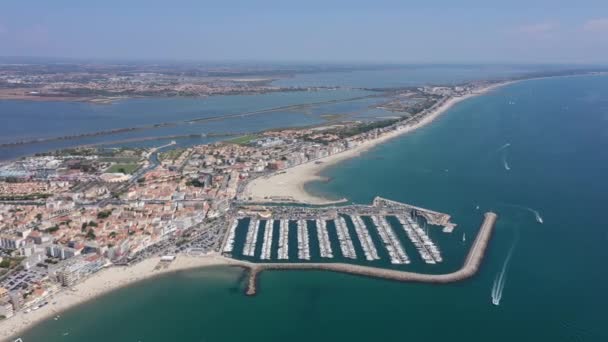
[272,65,547,88]
[0,89,382,160]
[20,75,608,341]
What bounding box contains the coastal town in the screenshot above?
[0,80,499,337]
[0,62,360,103]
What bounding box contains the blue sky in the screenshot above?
[0,0,607,63]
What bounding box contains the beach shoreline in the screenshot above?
[243,81,515,204]
[0,253,241,341]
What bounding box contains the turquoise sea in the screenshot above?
[18,75,608,341]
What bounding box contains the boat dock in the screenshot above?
[297,220,311,260]
[277,220,289,260]
[351,216,379,261]
[222,219,239,253]
[397,215,442,264]
[335,216,357,259]
[242,219,259,257]
[372,216,410,264]
[260,219,274,260]
[316,219,333,258]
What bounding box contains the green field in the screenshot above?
[106,163,139,174]
[226,134,258,145]
[159,148,185,161]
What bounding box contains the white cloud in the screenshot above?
[513,22,557,35]
[583,18,608,32]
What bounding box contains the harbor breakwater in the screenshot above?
[242,212,497,295]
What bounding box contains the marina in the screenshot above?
[222,219,239,253]
[371,216,410,264]
[334,216,357,259]
[316,219,334,258]
[260,220,274,260]
[242,219,260,257]
[277,220,289,260]
[397,215,443,264]
[297,220,311,260]
[350,216,380,261]
[244,212,498,295]
[225,197,454,265]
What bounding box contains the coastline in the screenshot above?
[0,253,240,341]
[243,81,515,204]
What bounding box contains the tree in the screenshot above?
[86,228,96,240]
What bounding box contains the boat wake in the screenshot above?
[529,208,544,224]
[491,238,517,306]
[496,142,511,152]
[502,203,544,224]
[496,143,511,171]
[502,155,511,171]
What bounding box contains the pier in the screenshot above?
[260,220,274,260]
[277,220,289,260]
[222,219,239,253]
[334,217,357,259]
[397,215,442,264]
[297,220,311,260]
[350,216,379,261]
[316,219,333,258]
[371,216,409,264]
[242,219,259,257]
[244,212,497,296]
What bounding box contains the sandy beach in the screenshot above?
[243,82,513,204]
[0,253,242,341]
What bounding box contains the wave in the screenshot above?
[491,238,517,306]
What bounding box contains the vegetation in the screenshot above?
[331,119,398,138]
[186,178,205,187]
[159,148,185,161]
[319,113,348,121]
[0,257,24,269]
[86,228,96,240]
[226,134,258,145]
[0,193,51,201]
[97,210,112,219]
[106,163,139,174]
